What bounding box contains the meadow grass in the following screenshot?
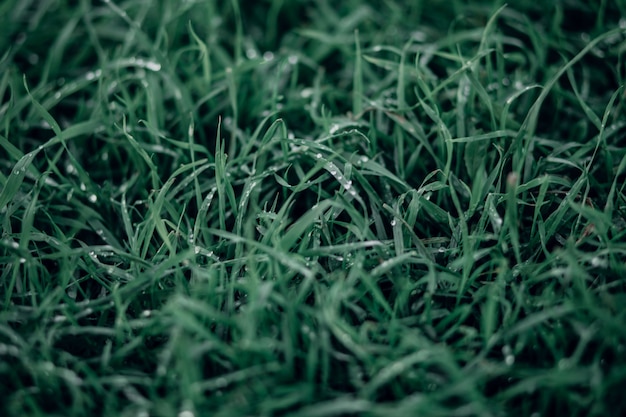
[1,0,626,416]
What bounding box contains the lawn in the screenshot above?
[1,0,626,416]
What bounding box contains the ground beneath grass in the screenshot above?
[1,0,626,416]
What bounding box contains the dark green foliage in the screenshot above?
[1,0,625,416]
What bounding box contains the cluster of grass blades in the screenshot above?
[1,0,626,416]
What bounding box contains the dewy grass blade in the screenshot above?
[188,22,212,88]
[513,26,626,181]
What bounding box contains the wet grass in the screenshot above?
[1,0,626,416]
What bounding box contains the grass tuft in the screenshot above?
[1,0,626,416]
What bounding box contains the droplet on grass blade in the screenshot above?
[85,69,102,81]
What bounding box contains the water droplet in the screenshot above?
[66,163,77,175]
[344,181,352,190]
[288,55,298,65]
[246,48,258,59]
[591,256,606,267]
[315,153,323,159]
[85,69,102,81]
[141,310,152,317]
[390,219,397,227]
[263,51,274,61]
[558,358,571,370]
[136,58,161,71]
[301,88,313,98]
[89,194,98,203]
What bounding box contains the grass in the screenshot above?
[1,0,626,416]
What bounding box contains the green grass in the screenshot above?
[1,0,626,416]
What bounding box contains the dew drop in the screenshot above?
[138,58,161,71]
[66,164,77,175]
[85,69,102,80]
